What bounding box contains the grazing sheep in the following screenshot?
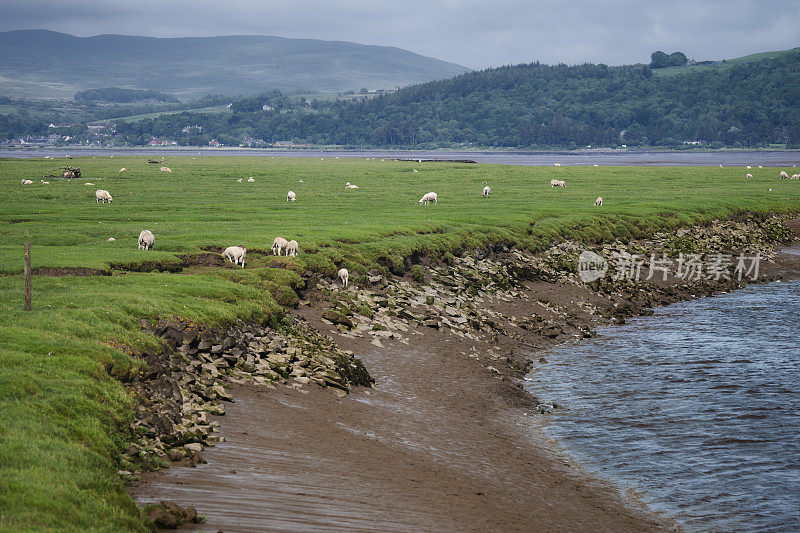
[21,179,33,185]
[108,238,115,242]
[95,190,113,203]
[595,196,603,206]
[719,164,724,168]
[85,182,95,186]
[758,165,763,169]
[482,185,491,198]
[222,246,247,268]
[41,181,49,185]
[553,163,561,167]
[792,174,800,180]
[160,166,172,173]
[237,178,243,182]
[247,177,255,182]
[419,192,438,206]
[746,173,753,178]
[413,169,419,173]
[338,268,349,287]
[550,179,566,187]
[345,182,359,189]
[119,168,126,172]
[287,190,296,202]
[780,171,789,179]
[593,164,599,167]
[746,166,752,169]
[138,230,155,250]
[286,240,299,257]
[272,236,289,255]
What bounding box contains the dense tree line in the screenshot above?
[3,50,799,148]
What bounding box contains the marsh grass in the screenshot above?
[0,155,798,530]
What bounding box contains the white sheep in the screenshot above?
[345,182,359,189]
[482,185,491,198]
[780,171,789,179]
[746,166,752,169]
[247,177,255,182]
[119,168,126,172]
[108,237,115,242]
[138,230,155,250]
[338,268,349,287]
[286,240,299,257]
[222,246,247,268]
[272,236,289,255]
[758,165,763,169]
[595,196,603,206]
[413,169,419,173]
[792,174,800,180]
[96,190,113,203]
[550,179,566,187]
[21,179,33,185]
[85,182,94,186]
[419,192,438,206]
[593,164,599,167]
[287,190,296,202]
[41,181,49,185]
[160,167,172,173]
[553,163,561,167]
[746,173,753,179]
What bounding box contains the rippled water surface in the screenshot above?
[526,280,800,532]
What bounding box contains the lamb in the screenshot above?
[345,182,359,189]
[482,185,491,198]
[21,179,33,185]
[95,190,113,203]
[419,192,438,205]
[746,166,752,169]
[746,173,753,179]
[247,177,255,182]
[792,174,800,180]
[758,165,763,169]
[550,179,566,187]
[108,238,115,242]
[138,230,155,250]
[222,246,247,268]
[41,181,49,185]
[780,171,789,179]
[593,164,599,167]
[272,236,289,255]
[287,190,296,202]
[338,268,349,287]
[286,240,299,257]
[553,163,561,167]
[237,178,243,182]
[413,169,419,173]
[85,182,94,186]
[595,196,603,206]
[119,168,126,172]
[160,167,172,173]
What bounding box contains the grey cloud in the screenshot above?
[0,0,798,69]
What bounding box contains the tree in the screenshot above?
[650,51,670,69]
[669,52,688,66]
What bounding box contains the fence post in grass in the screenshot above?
[24,242,31,311]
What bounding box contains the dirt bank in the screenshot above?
[130,216,800,532]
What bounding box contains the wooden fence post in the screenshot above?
[24,242,31,311]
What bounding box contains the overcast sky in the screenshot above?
[2,0,799,69]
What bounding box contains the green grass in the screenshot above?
[653,46,800,77]
[0,156,799,531]
[95,105,232,125]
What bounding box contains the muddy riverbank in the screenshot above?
[129,215,800,531]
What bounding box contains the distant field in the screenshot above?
[0,156,798,531]
[96,105,232,124]
[653,46,800,77]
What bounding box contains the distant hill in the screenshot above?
[0,30,469,100]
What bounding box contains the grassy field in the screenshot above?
[1,156,798,531]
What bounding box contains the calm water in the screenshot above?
[2,147,800,166]
[525,280,800,532]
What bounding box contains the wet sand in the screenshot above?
[131,322,668,532]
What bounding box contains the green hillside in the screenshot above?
[0,30,469,100]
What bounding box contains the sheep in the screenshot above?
[95,190,113,203]
[119,168,126,172]
[550,179,566,187]
[338,268,349,287]
[413,169,419,173]
[286,240,299,257]
[21,179,33,185]
[746,166,752,169]
[108,237,115,242]
[41,181,49,185]
[160,167,172,173]
[345,182,359,189]
[482,185,491,198]
[553,163,561,167]
[272,236,289,255]
[792,174,800,180]
[237,178,243,182]
[287,190,296,202]
[746,173,753,179]
[247,177,255,182]
[85,182,95,186]
[758,165,763,169]
[595,196,603,206]
[780,171,789,179]
[593,164,599,167]
[222,246,247,268]
[419,192,438,206]
[719,164,724,168]
[138,230,155,250]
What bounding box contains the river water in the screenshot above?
[525,279,800,532]
[2,147,800,166]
